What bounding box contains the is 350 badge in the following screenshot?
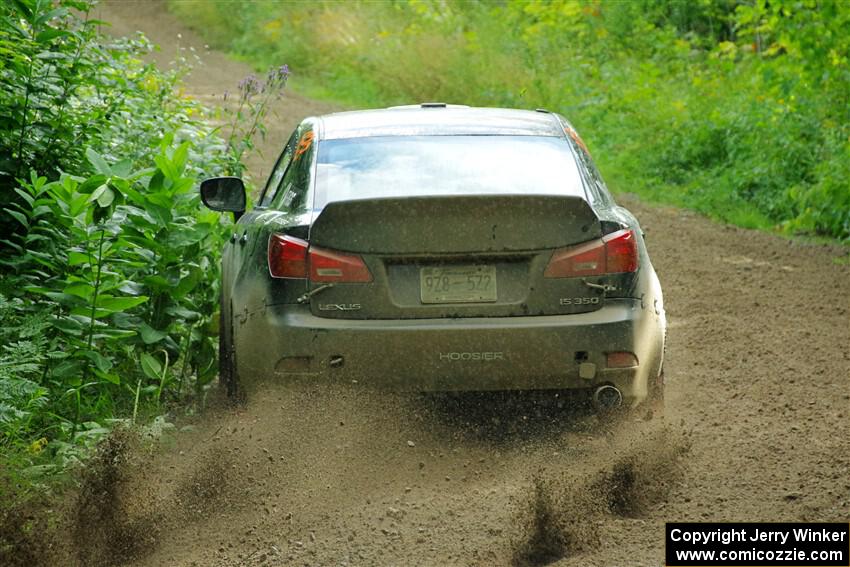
[559,297,600,306]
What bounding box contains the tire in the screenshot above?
[642,367,665,420]
[218,294,240,400]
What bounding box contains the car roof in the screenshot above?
[317,105,564,140]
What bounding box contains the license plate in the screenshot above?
[420,265,497,304]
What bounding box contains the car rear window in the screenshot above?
[313,135,586,209]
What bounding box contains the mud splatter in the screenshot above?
[72,430,159,567]
[512,424,687,566]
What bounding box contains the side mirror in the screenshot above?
[200,177,246,214]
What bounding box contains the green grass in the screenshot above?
[166,0,850,243]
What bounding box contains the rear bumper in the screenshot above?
[235,298,664,406]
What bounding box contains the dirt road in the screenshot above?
[64,3,850,566]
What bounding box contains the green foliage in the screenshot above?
[0,296,50,444]
[0,0,239,481]
[1,0,142,197]
[4,141,224,439]
[170,0,850,241]
[0,0,238,231]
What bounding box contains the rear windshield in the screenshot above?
[313,135,586,209]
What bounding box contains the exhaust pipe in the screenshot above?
[592,384,623,412]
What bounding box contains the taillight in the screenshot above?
[544,239,606,277]
[268,234,308,279]
[309,247,372,283]
[603,229,638,274]
[268,234,372,283]
[544,229,638,278]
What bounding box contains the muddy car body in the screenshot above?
[201,105,666,411]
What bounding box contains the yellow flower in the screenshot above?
[28,437,48,454]
[142,74,159,93]
[263,19,282,41]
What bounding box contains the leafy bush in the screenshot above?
[4,142,223,440]
[169,0,850,241]
[0,0,242,479]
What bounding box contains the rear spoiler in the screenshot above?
[309,194,601,254]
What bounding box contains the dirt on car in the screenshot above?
[9,2,849,566]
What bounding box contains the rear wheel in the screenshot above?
[642,367,665,420]
[218,295,241,401]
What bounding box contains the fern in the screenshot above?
[0,294,50,444]
[0,341,45,378]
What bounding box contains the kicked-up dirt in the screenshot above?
[63,386,691,567]
[11,2,849,566]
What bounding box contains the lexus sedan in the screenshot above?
[200,104,666,414]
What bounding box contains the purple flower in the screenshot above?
[238,74,261,98]
[266,64,291,89]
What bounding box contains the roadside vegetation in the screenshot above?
[0,0,282,520]
[170,0,850,242]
